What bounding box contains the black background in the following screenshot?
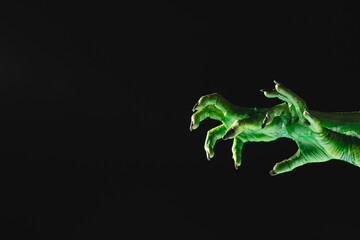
[2,1,360,239]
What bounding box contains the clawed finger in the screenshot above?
[261,88,290,103]
[192,93,233,113]
[273,81,307,120]
[261,103,291,129]
[222,120,243,140]
[232,137,243,169]
[303,109,323,133]
[222,117,260,140]
[274,81,306,107]
[270,150,306,176]
[261,81,309,121]
[190,106,224,131]
[204,124,226,160]
[261,111,274,129]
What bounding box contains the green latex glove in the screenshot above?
[190,81,360,176]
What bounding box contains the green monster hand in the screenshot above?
[190,81,360,176]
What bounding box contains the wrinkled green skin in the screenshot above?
[190,81,360,176]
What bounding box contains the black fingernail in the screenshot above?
[189,120,193,131]
[269,170,278,176]
[206,151,211,161]
[192,102,199,112]
[222,129,235,140]
[261,116,268,129]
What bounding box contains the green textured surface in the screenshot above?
[190,81,360,175]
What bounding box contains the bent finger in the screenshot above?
[190,106,224,131]
[262,103,291,129]
[193,93,233,113]
[303,109,323,133]
[261,89,290,103]
[270,150,307,176]
[274,81,307,119]
[232,137,244,169]
[204,124,227,160]
[222,117,260,140]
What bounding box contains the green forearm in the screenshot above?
[312,110,360,138]
[318,128,360,166]
[308,110,360,167]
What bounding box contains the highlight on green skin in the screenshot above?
[190,81,360,176]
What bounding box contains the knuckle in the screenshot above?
[198,95,206,104]
[211,92,220,98]
[207,129,215,137]
[191,114,197,122]
[214,92,223,101]
[210,92,221,104]
[206,127,218,138]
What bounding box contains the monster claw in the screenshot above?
[269,169,278,176]
[273,80,282,85]
[222,129,235,140]
[262,115,268,129]
[206,151,211,161]
[189,120,193,131]
[192,102,199,112]
[260,89,266,93]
